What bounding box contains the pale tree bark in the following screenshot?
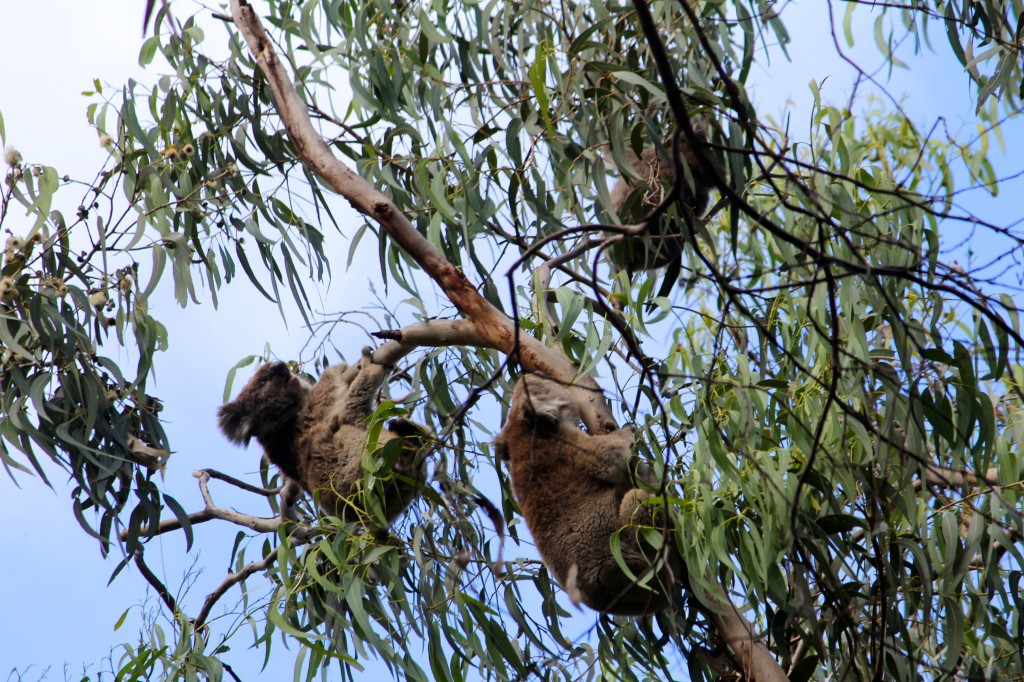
[227,2,790,679]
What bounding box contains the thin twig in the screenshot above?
[202,468,285,496]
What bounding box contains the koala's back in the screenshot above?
[610,126,713,219]
[498,375,679,615]
[509,427,669,614]
[296,425,420,520]
[294,364,425,521]
[510,432,622,574]
[606,123,717,272]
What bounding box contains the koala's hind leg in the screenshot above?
[618,487,677,587]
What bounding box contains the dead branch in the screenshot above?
[121,468,288,541]
[202,468,285,496]
[195,469,290,534]
[369,319,488,365]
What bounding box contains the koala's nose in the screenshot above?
[268,361,288,375]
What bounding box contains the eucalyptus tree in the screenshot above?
[2,0,1023,680]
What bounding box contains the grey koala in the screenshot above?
[218,349,428,523]
[495,374,681,615]
[607,119,717,272]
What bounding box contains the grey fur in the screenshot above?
[218,351,427,523]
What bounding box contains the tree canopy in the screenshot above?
[2,0,1024,680]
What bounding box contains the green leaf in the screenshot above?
[789,654,820,682]
[528,40,554,138]
[139,35,161,67]
[222,355,258,403]
[162,493,193,551]
[120,84,158,158]
[816,514,863,535]
[114,607,131,631]
[610,71,667,102]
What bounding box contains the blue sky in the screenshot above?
[1,2,1019,680]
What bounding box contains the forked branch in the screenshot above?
[121,469,289,540]
[193,548,282,630]
[228,0,617,433]
[130,469,305,629]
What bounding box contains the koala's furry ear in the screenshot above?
[519,375,570,435]
[525,399,563,434]
[218,402,255,446]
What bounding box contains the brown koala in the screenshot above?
[607,119,717,272]
[494,374,681,615]
[218,350,428,523]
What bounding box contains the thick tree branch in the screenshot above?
[924,464,1000,488]
[716,602,785,682]
[228,0,617,432]
[369,319,488,365]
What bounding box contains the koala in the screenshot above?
[218,349,428,523]
[606,119,717,273]
[494,374,681,615]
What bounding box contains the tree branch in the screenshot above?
[202,468,285,496]
[130,470,310,629]
[193,547,282,630]
[369,319,488,364]
[195,469,291,533]
[125,509,217,540]
[120,469,288,541]
[228,0,620,432]
[924,464,1000,489]
[134,546,180,618]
